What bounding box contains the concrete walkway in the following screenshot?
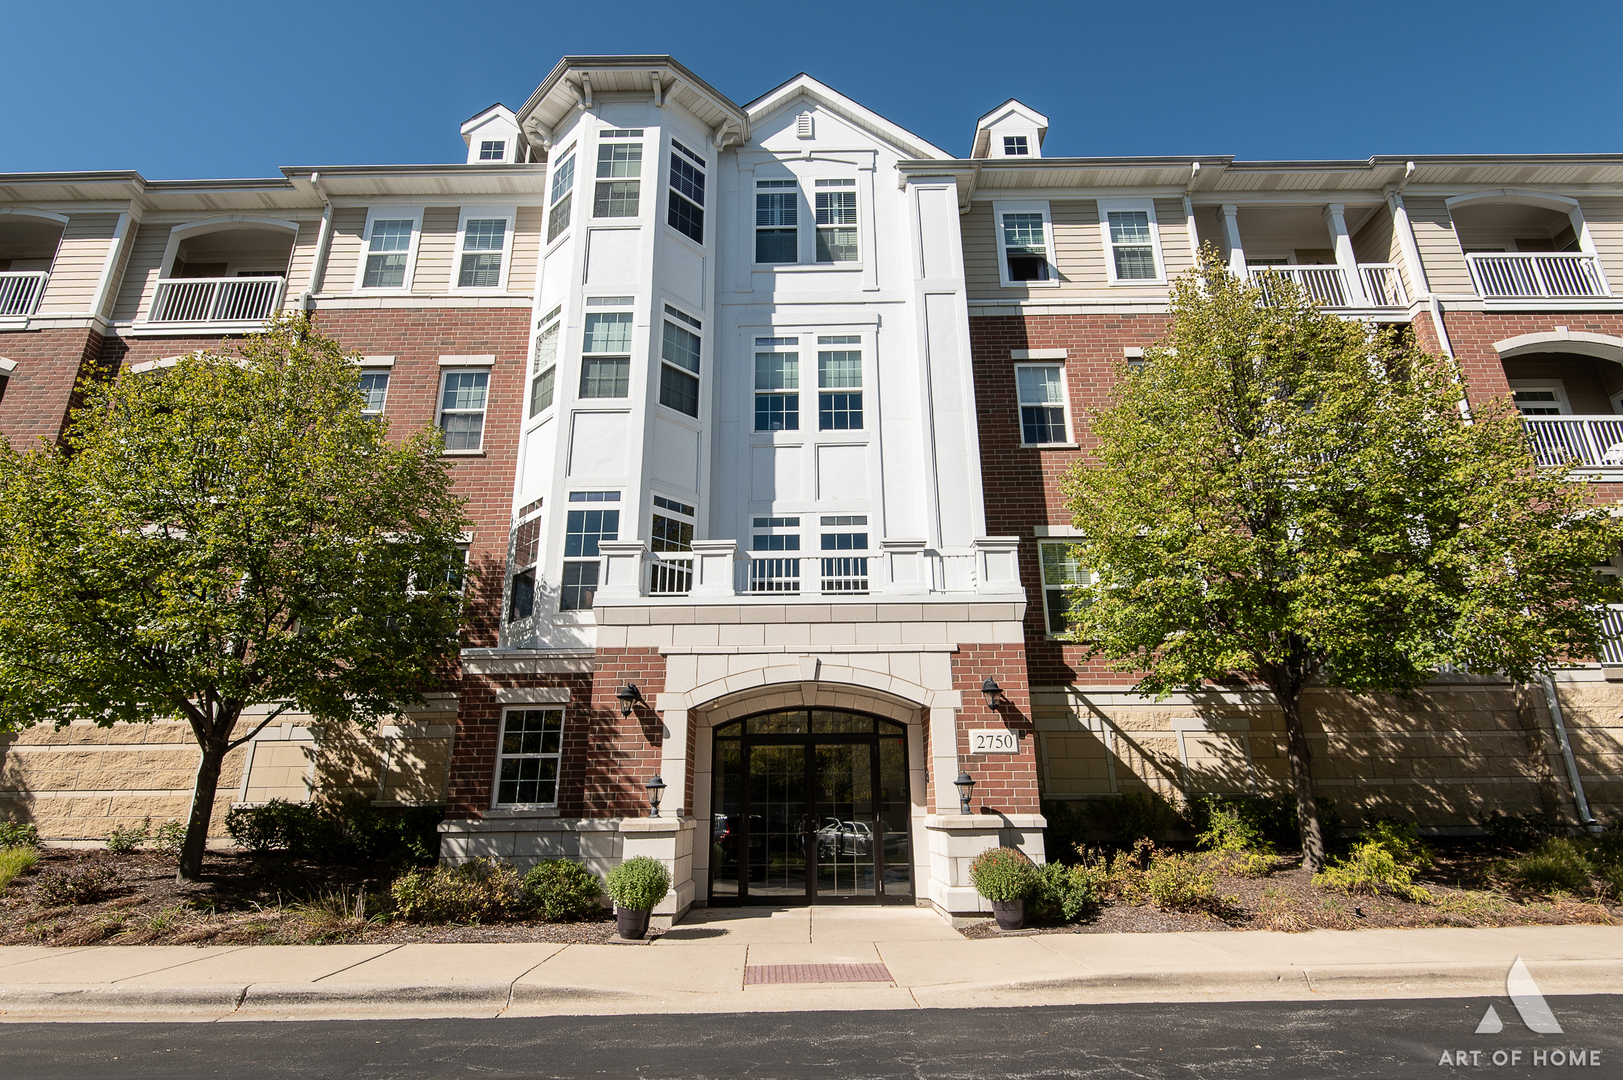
[0,908,1618,1022]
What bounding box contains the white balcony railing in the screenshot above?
[819,556,870,595]
[148,276,285,324]
[647,553,694,596]
[0,271,48,316]
[749,557,802,594]
[1466,252,1609,300]
[1600,606,1623,666]
[1522,416,1623,468]
[1248,264,1408,308]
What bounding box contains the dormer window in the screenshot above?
[1003,136,1029,156]
[479,140,505,161]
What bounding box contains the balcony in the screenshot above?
[1247,264,1407,308]
[1466,253,1609,300]
[147,276,285,325]
[1521,416,1623,468]
[0,271,47,316]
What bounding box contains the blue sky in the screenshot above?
[6,0,1622,178]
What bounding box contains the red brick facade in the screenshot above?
[951,644,1040,813]
[0,327,105,451]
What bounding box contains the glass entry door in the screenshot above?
[709,710,911,905]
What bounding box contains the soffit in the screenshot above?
[516,56,747,142]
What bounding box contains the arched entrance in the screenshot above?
[708,709,912,905]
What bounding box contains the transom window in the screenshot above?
[594,132,642,218]
[457,217,507,288]
[1509,382,1571,416]
[668,139,706,244]
[814,179,857,263]
[438,370,489,452]
[547,149,576,242]
[756,180,798,263]
[581,312,633,399]
[496,708,563,805]
[479,140,506,161]
[1038,540,1089,635]
[754,337,799,431]
[358,370,389,416]
[817,336,862,430]
[562,492,620,611]
[659,305,702,417]
[1016,364,1070,445]
[1001,211,1050,282]
[362,218,413,288]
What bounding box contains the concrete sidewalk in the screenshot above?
[0,908,1618,1022]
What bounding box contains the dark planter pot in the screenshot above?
[991,898,1025,931]
[616,906,652,940]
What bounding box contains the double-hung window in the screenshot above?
[667,139,705,244]
[995,203,1053,285]
[547,147,576,242]
[650,495,694,595]
[438,369,489,451]
[820,517,869,594]
[507,499,544,623]
[496,708,563,806]
[750,516,801,594]
[817,336,862,430]
[561,491,619,611]
[754,337,799,431]
[530,305,561,417]
[1038,540,1089,636]
[360,215,416,289]
[1097,199,1165,283]
[1016,363,1070,445]
[814,179,857,262]
[580,309,633,399]
[358,370,389,416]
[659,305,702,417]
[756,180,798,263]
[456,213,510,289]
[593,130,643,218]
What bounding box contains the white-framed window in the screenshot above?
[819,516,869,595]
[581,309,633,399]
[993,201,1056,287]
[453,208,515,291]
[750,515,802,594]
[356,208,422,291]
[1003,135,1029,156]
[495,707,563,806]
[756,179,798,264]
[754,336,799,431]
[1508,380,1572,416]
[659,304,702,417]
[649,494,695,595]
[507,498,544,623]
[817,335,862,430]
[547,145,576,243]
[530,304,562,417]
[437,369,489,452]
[479,140,506,161]
[358,369,390,416]
[1015,363,1071,446]
[667,138,705,244]
[1096,198,1167,284]
[1038,539,1090,636]
[814,178,857,263]
[561,490,620,611]
[593,129,643,219]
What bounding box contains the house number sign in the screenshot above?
[968,729,1019,754]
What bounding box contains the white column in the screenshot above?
[1216,204,1245,278]
[690,539,742,597]
[1385,190,1431,299]
[595,540,646,600]
[1323,203,1369,306]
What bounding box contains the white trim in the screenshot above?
[0,356,14,373]
[352,206,425,293]
[358,355,395,367]
[490,704,565,810]
[1010,348,1067,360]
[1032,525,1084,537]
[1013,360,1074,447]
[1096,198,1168,285]
[494,687,573,704]
[156,215,301,287]
[1493,329,1623,363]
[1507,380,1572,416]
[1036,538,1089,639]
[449,205,517,294]
[0,207,70,226]
[438,354,496,366]
[435,366,491,452]
[1444,189,1581,214]
[991,199,1058,289]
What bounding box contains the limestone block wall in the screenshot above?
[1032,674,1621,832]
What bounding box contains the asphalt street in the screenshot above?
[1,997,1619,1079]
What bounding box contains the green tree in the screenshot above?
[0,313,471,880]
[1058,255,1623,871]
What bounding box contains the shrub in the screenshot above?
[35,863,118,905]
[0,821,39,848]
[605,856,671,912]
[390,858,523,923]
[1481,809,1559,850]
[1085,792,1179,847]
[1196,800,1274,854]
[1143,852,1223,913]
[1505,837,1592,895]
[1314,821,1433,903]
[151,821,187,858]
[225,799,442,863]
[521,860,604,921]
[104,819,150,855]
[968,846,1037,902]
[1593,818,1623,870]
[1030,858,1106,921]
[0,846,40,891]
[1186,793,1344,853]
[1040,800,1091,865]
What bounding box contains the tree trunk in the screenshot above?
[178,739,228,882]
[1277,690,1327,873]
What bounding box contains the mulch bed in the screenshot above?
[958,841,1621,938]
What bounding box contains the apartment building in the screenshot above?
[2,55,1619,922]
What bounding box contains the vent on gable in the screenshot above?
[796,112,813,139]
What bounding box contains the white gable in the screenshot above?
[972,100,1048,160]
[460,105,522,164]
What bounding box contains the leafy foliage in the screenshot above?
[0,313,471,878]
[1481,809,1561,851]
[1083,792,1179,847]
[0,822,39,849]
[968,846,1038,902]
[1029,859,1106,921]
[390,858,524,923]
[35,863,118,906]
[604,856,671,912]
[1101,839,1232,914]
[150,821,188,858]
[0,846,39,891]
[1504,838,1593,895]
[1314,820,1434,902]
[225,799,441,864]
[104,820,150,856]
[521,860,605,921]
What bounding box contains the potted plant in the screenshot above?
[604,855,671,940]
[969,846,1036,930]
